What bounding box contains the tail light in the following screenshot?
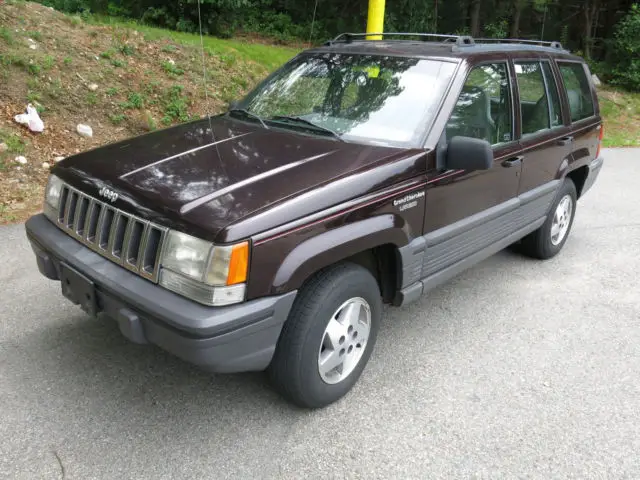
[596,124,604,158]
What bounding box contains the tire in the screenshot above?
[268,262,382,408]
[519,178,577,260]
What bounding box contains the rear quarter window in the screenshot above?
[557,62,595,122]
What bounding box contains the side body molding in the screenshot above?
[395,180,561,306]
[273,214,408,293]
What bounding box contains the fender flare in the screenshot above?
[271,214,409,293]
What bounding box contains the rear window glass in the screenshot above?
[558,63,595,122]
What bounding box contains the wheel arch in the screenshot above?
[271,215,408,300]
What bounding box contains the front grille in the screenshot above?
[54,184,167,283]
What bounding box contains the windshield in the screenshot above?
[239,53,457,146]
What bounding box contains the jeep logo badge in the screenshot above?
[99,187,119,203]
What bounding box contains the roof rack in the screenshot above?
[323,32,566,51]
[326,32,475,47]
[465,38,564,49]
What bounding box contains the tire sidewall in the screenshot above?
[297,268,381,406]
[542,179,577,257]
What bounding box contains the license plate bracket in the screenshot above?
[60,263,98,317]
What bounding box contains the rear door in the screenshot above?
[556,61,602,167]
[512,57,573,195]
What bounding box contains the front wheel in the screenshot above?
[519,178,577,260]
[268,263,382,408]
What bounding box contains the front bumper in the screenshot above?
[581,156,604,196]
[25,214,297,373]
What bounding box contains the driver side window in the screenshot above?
[445,63,513,146]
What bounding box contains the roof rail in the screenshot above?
[323,33,566,51]
[325,32,475,47]
[473,38,565,50]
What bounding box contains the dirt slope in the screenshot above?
[0,1,282,223]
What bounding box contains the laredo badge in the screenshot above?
[393,190,425,212]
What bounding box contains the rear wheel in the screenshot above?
[268,263,381,408]
[519,178,577,260]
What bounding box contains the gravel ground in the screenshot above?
[1,148,639,479]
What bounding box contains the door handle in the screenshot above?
[557,136,574,146]
[502,156,523,168]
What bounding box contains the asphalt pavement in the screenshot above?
[1,148,639,479]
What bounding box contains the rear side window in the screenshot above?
[514,61,552,136]
[558,62,595,122]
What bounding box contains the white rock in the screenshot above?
[42,162,50,169]
[168,58,175,65]
[27,38,35,43]
[95,56,100,61]
[15,156,27,164]
[88,83,99,91]
[0,143,8,153]
[29,44,37,50]
[592,74,602,86]
[54,156,65,163]
[76,124,93,138]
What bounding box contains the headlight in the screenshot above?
[159,230,249,306]
[43,174,64,220]
[161,231,212,280]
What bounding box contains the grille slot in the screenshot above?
[86,201,102,244]
[98,208,115,250]
[58,187,70,222]
[141,226,164,278]
[65,191,79,229]
[53,183,166,283]
[110,213,129,258]
[125,221,145,268]
[74,195,90,237]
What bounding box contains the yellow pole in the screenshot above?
[366,0,385,40]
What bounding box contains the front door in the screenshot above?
[422,61,522,277]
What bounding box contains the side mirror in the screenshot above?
[228,100,240,111]
[446,136,493,171]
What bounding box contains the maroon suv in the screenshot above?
[26,33,604,408]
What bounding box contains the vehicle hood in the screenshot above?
[55,115,408,241]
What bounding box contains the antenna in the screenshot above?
[308,0,319,48]
[197,0,216,145]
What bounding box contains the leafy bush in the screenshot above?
[608,4,640,91]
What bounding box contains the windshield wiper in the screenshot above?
[269,115,344,142]
[228,108,269,129]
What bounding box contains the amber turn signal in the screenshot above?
[226,241,249,285]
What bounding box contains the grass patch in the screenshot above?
[89,15,298,71]
[26,90,41,103]
[86,92,99,105]
[63,56,72,66]
[162,85,191,124]
[0,129,27,154]
[27,30,43,41]
[109,113,126,125]
[1,27,15,45]
[120,92,145,109]
[106,87,119,96]
[28,62,41,75]
[599,87,640,147]
[161,44,177,52]
[161,60,184,76]
[100,49,114,59]
[111,59,126,68]
[42,55,55,70]
[118,44,135,56]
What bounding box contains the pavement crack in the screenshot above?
[52,449,65,480]
[583,222,640,230]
